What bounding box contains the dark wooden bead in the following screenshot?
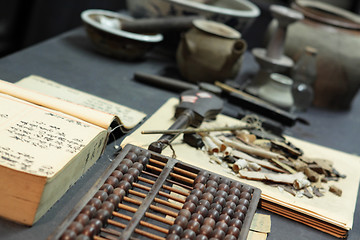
[235,205,248,214]
[94,190,108,202]
[198,199,210,209]
[216,190,228,199]
[88,218,103,234]
[178,209,192,220]
[122,158,134,168]
[87,198,102,210]
[194,175,207,185]
[207,209,220,221]
[111,170,124,180]
[226,195,239,205]
[240,191,251,201]
[198,170,209,176]
[182,229,196,240]
[74,213,89,226]
[187,220,200,233]
[203,217,216,228]
[224,234,237,240]
[238,198,250,208]
[75,235,90,240]
[182,202,196,213]
[67,221,83,234]
[60,229,76,240]
[191,213,204,224]
[113,187,126,200]
[229,188,241,197]
[132,162,144,172]
[199,224,213,237]
[139,150,151,159]
[201,192,214,203]
[80,205,97,218]
[233,211,245,221]
[206,180,218,189]
[225,201,236,211]
[227,226,240,238]
[229,218,242,229]
[125,152,137,161]
[175,215,189,229]
[213,196,226,207]
[205,186,217,196]
[215,221,228,233]
[168,224,183,235]
[195,205,208,217]
[122,173,134,184]
[136,155,149,166]
[190,188,203,199]
[241,185,252,193]
[222,207,234,218]
[105,176,119,188]
[218,214,231,224]
[194,183,206,192]
[167,233,181,240]
[211,228,225,240]
[218,183,230,193]
[230,182,242,190]
[94,209,110,225]
[101,201,115,213]
[100,183,114,194]
[186,195,199,205]
[128,168,140,180]
[196,234,209,240]
[208,174,220,183]
[118,180,132,192]
[219,178,230,185]
[210,203,222,213]
[116,163,128,174]
[130,147,142,155]
[81,225,96,238]
[107,194,121,209]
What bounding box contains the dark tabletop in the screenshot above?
[0,27,359,240]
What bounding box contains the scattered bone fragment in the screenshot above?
[304,167,320,182]
[293,178,311,190]
[209,133,227,151]
[303,187,314,198]
[233,159,248,172]
[202,134,219,153]
[312,186,324,197]
[329,185,342,197]
[248,162,261,171]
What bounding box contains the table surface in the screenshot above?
[0,27,359,240]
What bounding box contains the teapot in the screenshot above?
[176,19,247,83]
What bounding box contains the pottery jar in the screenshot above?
[176,19,247,83]
[267,0,360,109]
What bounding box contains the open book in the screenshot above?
[0,75,146,225]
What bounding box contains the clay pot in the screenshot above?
[176,19,247,83]
[267,0,360,110]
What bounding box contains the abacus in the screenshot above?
[49,144,261,240]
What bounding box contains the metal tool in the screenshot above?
[148,89,223,153]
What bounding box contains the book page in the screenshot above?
[15,75,146,129]
[0,93,107,178]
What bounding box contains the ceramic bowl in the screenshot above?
[126,0,260,33]
[81,9,163,60]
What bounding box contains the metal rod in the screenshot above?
[138,176,190,197]
[149,158,198,179]
[141,125,251,135]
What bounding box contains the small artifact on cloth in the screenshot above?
[293,178,311,190]
[233,159,248,172]
[250,213,271,233]
[329,185,342,197]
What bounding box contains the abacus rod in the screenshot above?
[142,170,193,190]
[149,158,198,179]
[129,189,182,210]
[138,176,190,197]
[123,196,178,217]
[145,165,194,184]
[132,182,186,204]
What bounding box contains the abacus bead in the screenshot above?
[207,209,220,221]
[136,155,149,165]
[216,190,228,199]
[210,203,222,212]
[194,175,207,184]
[125,152,137,161]
[227,226,240,238]
[208,174,220,183]
[198,199,210,209]
[195,205,208,217]
[226,195,239,205]
[191,213,204,224]
[88,218,103,234]
[123,158,134,168]
[178,209,192,220]
[218,214,231,224]
[94,209,111,225]
[206,180,218,189]
[87,198,102,210]
[199,224,213,237]
[233,211,245,221]
[187,220,201,233]
[113,188,126,201]
[167,234,181,240]
[229,218,242,229]
[111,170,123,180]
[175,215,189,229]
[67,221,83,234]
[182,202,196,213]
[94,190,108,202]
[186,195,199,205]
[168,224,183,235]
[118,180,132,192]
[194,183,206,192]
[241,185,252,193]
[128,168,140,180]
[81,225,96,238]
[225,201,236,211]
[213,196,226,207]
[218,183,230,193]
[107,194,121,208]
[182,229,196,240]
[101,201,115,213]
[122,173,134,184]
[80,205,97,218]
[105,176,119,187]
[240,191,251,201]
[224,235,237,240]
[196,235,209,240]
[60,229,76,240]
[238,198,250,208]
[76,234,91,240]
[235,205,248,214]
[191,188,203,198]
[100,183,114,194]
[203,217,216,228]
[205,186,217,196]
[211,228,225,240]
[75,213,89,226]
[215,221,228,233]
[222,207,234,218]
[201,192,214,203]
[198,170,209,176]
[220,178,230,185]
[116,164,128,174]
[132,162,144,172]
[139,150,151,159]
[229,188,241,197]
[230,182,242,189]
[131,147,142,155]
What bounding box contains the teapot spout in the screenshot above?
[221,39,247,76]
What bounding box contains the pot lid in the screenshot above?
[193,19,241,39]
